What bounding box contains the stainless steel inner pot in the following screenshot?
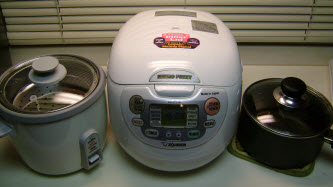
[0,55,99,114]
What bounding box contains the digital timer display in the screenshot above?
[150,104,198,127]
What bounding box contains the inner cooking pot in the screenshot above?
[237,77,333,169]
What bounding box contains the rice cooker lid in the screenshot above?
[0,54,105,123]
[243,77,333,138]
[108,9,241,86]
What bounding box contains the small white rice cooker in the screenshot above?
[108,9,242,171]
[0,55,107,175]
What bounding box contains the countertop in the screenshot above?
[1,128,333,187]
[0,45,333,187]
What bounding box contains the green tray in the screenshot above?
[227,135,315,177]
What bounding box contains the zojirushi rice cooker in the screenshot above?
[107,9,242,171]
[0,55,107,175]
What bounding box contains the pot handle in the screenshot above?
[0,118,14,138]
[323,129,333,149]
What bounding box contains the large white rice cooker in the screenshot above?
[108,9,242,171]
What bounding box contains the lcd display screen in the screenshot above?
[162,105,187,127]
[150,104,198,127]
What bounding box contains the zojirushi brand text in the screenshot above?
[161,142,186,147]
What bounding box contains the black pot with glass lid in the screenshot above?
[238,77,333,169]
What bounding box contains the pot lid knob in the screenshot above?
[281,77,306,98]
[32,56,59,73]
[28,56,67,86]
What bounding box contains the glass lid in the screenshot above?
[243,77,333,137]
[0,55,99,114]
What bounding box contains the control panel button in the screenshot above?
[187,106,198,112]
[88,154,100,165]
[188,130,200,138]
[186,120,198,127]
[145,129,159,137]
[80,130,102,170]
[187,113,198,119]
[132,118,144,126]
[166,131,172,137]
[176,132,182,138]
[129,95,145,114]
[204,97,220,116]
[150,120,161,127]
[150,106,161,126]
[203,120,216,128]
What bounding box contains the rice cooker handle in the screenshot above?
[154,85,195,97]
[323,129,333,149]
[0,118,16,138]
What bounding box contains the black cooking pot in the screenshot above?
[237,77,333,169]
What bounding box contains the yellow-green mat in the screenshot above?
[227,135,315,177]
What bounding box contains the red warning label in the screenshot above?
[153,33,200,49]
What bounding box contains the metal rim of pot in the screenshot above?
[242,78,333,140]
[0,54,106,124]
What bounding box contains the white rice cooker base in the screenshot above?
[11,95,107,175]
[108,82,241,171]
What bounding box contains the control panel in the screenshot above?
[80,129,103,170]
[121,86,228,149]
[144,103,203,141]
